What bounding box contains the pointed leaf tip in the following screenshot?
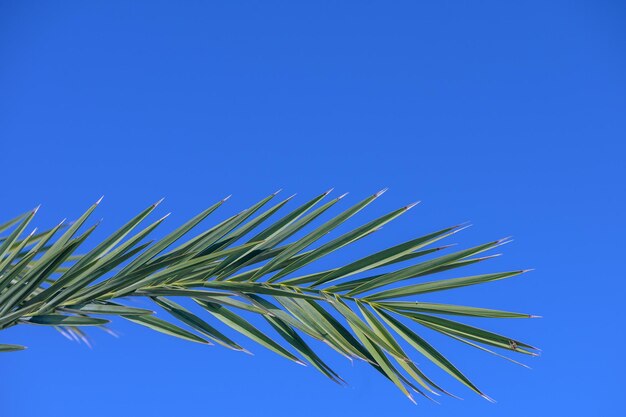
[452,224,473,234]
[154,197,165,207]
[273,189,283,196]
[481,393,496,403]
[338,192,349,200]
[324,188,335,196]
[405,201,420,210]
[438,243,458,249]
[0,344,27,352]
[375,188,389,197]
[222,195,232,202]
[95,196,104,205]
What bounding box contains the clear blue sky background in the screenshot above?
[1,1,624,416]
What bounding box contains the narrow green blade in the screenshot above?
[122,314,209,344]
[325,294,407,360]
[53,198,102,248]
[374,307,490,400]
[356,300,441,397]
[402,312,538,354]
[269,199,411,282]
[58,200,162,279]
[116,198,227,276]
[254,190,385,281]
[351,323,415,403]
[65,303,155,316]
[195,299,305,364]
[375,300,534,318]
[347,239,507,296]
[214,190,337,280]
[0,344,26,352]
[25,315,110,326]
[366,270,527,301]
[0,212,29,234]
[202,281,323,300]
[313,226,459,287]
[264,314,345,384]
[207,194,295,253]
[153,296,245,350]
[0,228,38,276]
[0,207,38,260]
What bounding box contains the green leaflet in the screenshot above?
[3,220,82,307]
[215,190,339,280]
[25,315,110,326]
[347,239,508,296]
[38,216,170,309]
[153,297,244,350]
[105,240,263,299]
[59,200,162,279]
[0,228,38,279]
[202,281,323,300]
[365,270,528,301]
[0,302,44,328]
[115,198,227,277]
[275,297,361,360]
[0,207,38,261]
[312,225,460,287]
[0,211,29,234]
[373,307,489,400]
[263,313,344,384]
[0,228,93,315]
[122,314,209,344]
[66,215,174,303]
[356,301,443,397]
[190,192,278,256]
[375,300,533,318]
[267,191,395,282]
[434,329,531,368]
[253,190,384,280]
[400,311,538,354]
[0,343,26,352]
[64,303,155,316]
[53,198,102,248]
[205,194,295,254]
[325,294,408,361]
[195,299,304,364]
[138,288,267,315]
[326,254,497,293]
[245,295,321,337]
[220,246,315,283]
[0,229,37,282]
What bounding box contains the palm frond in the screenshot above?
[0,191,538,403]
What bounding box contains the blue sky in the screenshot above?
[1,1,625,416]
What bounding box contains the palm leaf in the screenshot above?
[0,191,538,403]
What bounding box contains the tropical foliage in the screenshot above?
[0,190,538,403]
